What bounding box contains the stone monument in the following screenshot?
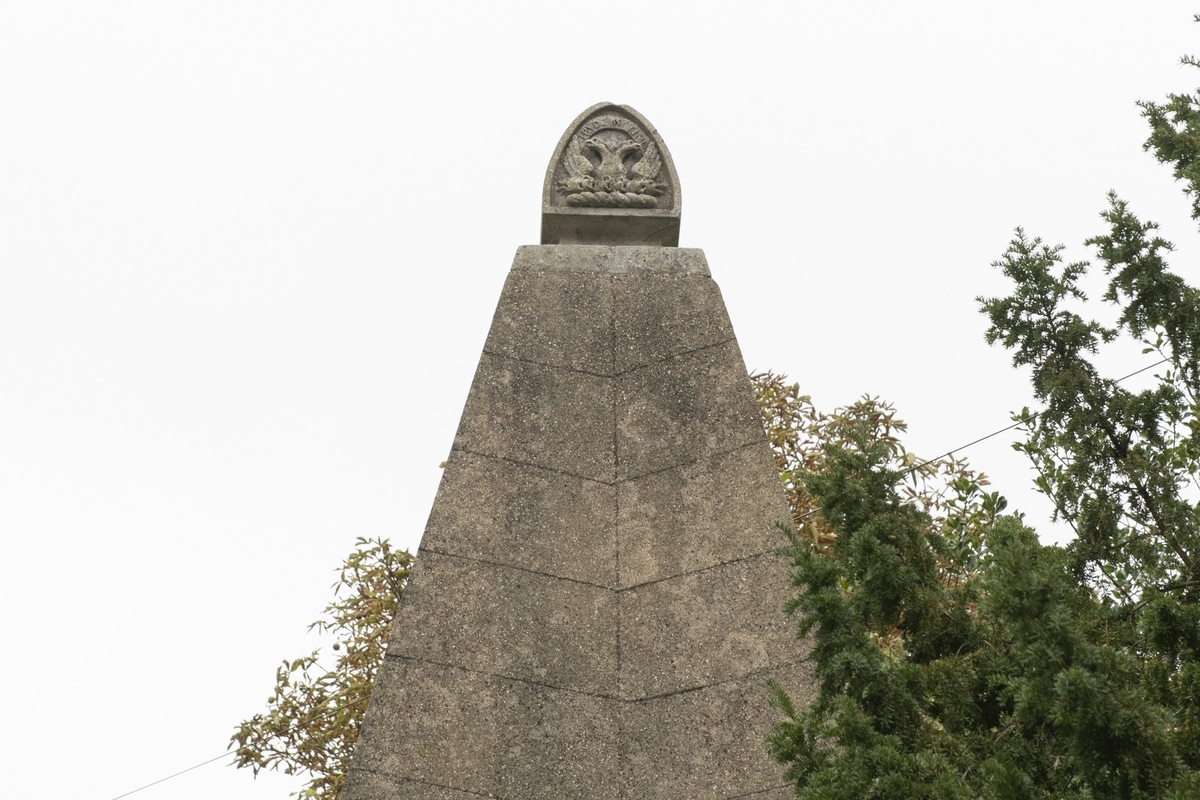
[340,103,812,799]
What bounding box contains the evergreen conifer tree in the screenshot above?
[768,43,1200,800]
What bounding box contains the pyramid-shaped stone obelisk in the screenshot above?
[341,103,813,799]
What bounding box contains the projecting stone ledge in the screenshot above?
[513,245,708,275]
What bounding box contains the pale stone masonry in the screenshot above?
[340,105,812,799]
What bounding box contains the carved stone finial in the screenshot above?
[541,103,681,247]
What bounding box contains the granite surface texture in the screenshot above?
[342,245,812,799]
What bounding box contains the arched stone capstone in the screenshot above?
[541,103,682,246]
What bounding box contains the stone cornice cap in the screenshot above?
[541,102,682,247]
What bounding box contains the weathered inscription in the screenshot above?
[558,113,664,208]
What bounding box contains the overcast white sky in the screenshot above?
[4,3,1199,798]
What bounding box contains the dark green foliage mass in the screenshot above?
[769,47,1200,800]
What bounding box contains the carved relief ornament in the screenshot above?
[559,115,664,208]
[541,103,681,246]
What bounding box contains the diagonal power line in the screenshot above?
[106,358,1176,797]
[105,694,371,800]
[794,357,1172,521]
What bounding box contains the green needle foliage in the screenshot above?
[753,373,991,556]
[230,537,412,799]
[769,43,1200,800]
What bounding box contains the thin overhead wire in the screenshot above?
[104,355,1177,797]
[107,753,234,800]
[105,694,370,800]
[795,356,1172,522]
[908,357,1170,474]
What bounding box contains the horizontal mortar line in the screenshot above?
[609,335,740,377]
[451,415,766,486]
[418,545,617,592]
[756,654,813,674]
[479,347,618,379]
[353,768,506,800]
[387,652,808,707]
[450,446,618,486]
[420,534,786,596]
[478,336,741,380]
[726,784,794,799]
[623,656,810,704]
[387,652,622,701]
[404,777,505,799]
[615,437,769,484]
[616,545,782,593]
[623,680,718,702]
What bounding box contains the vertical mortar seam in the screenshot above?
[610,274,626,798]
[610,273,620,588]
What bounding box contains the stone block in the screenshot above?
[353,656,620,799]
[454,354,615,483]
[616,341,765,479]
[389,551,617,695]
[619,663,807,799]
[613,273,735,372]
[421,451,618,587]
[482,269,614,375]
[617,443,792,587]
[618,553,797,699]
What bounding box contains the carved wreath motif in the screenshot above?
[558,115,664,208]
